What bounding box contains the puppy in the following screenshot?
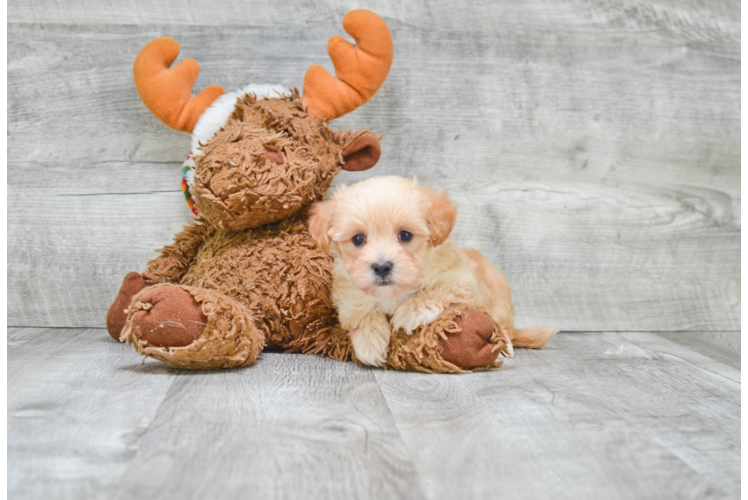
[309,176,557,366]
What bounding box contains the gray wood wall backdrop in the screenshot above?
[8,0,740,335]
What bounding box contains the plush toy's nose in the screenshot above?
[265,146,284,165]
[371,261,393,278]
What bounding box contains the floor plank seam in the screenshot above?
[371,371,432,500]
[622,336,740,386]
[106,366,182,498]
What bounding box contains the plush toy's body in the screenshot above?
[126,211,343,369]
[107,10,514,372]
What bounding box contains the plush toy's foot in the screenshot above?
[439,309,504,370]
[130,285,207,347]
[121,284,265,369]
[106,272,148,341]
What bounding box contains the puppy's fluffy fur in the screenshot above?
[310,176,557,366]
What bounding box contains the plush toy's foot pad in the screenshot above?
[107,272,148,341]
[439,309,501,370]
[131,285,207,348]
[123,285,265,369]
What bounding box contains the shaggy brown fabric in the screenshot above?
[122,284,265,369]
[179,211,336,348]
[284,322,353,361]
[192,92,382,231]
[384,305,508,374]
[193,92,342,231]
[131,285,207,347]
[106,272,147,341]
[142,222,214,285]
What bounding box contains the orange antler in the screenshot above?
[133,37,225,133]
[302,10,394,121]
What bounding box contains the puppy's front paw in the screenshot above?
[350,319,391,367]
[391,301,443,335]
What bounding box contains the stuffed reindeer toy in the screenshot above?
[107,10,511,372]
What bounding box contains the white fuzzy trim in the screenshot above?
[190,83,289,155]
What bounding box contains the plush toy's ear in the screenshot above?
[309,201,335,251]
[342,135,381,172]
[134,37,225,133]
[425,189,457,246]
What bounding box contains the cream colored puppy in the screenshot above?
[309,176,557,366]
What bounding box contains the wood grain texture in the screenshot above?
[7,327,424,500]
[375,331,740,500]
[8,0,741,42]
[7,1,739,331]
[8,329,740,499]
[656,331,740,369]
[8,0,342,26]
[109,355,423,500]
[7,328,179,500]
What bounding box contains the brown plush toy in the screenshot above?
[107,10,510,372]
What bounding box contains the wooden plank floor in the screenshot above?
[8,328,739,500]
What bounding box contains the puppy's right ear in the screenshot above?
[309,201,334,251]
[426,189,457,246]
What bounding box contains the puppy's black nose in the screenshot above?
[371,261,393,278]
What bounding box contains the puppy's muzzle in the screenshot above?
[371,261,393,278]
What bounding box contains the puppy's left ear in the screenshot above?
[341,134,381,172]
[309,201,335,251]
[426,189,457,246]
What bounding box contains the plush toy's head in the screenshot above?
[187,90,381,230]
[133,10,393,230]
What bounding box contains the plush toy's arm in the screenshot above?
[386,305,511,374]
[288,305,509,373]
[142,220,214,284]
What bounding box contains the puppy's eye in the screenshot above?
[398,231,413,243]
[352,234,366,246]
